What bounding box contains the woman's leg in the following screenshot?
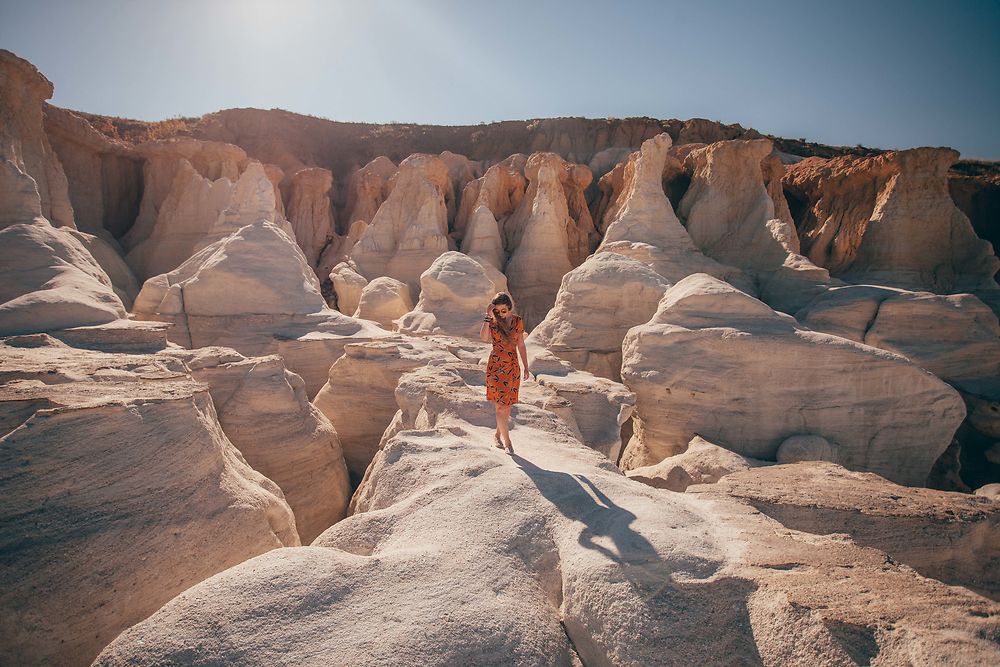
[492,402,504,447]
[498,404,514,452]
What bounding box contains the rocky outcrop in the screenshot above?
[312,338,458,478]
[397,251,508,339]
[95,356,1000,666]
[619,274,967,486]
[354,276,413,329]
[132,220,389,396]
[454,153,527,240]
[797,286,1000,393]
[0,50,74,228]
[164,347,351,543]
[503,154,576,330]
[0,339,298,667]
[784,149,1000,294]
[0,219,127,335]
[459,203,505,269]
[527,252,670,381]
[285,166,335,266]
[350,154,451,299]
[626,435,769,492]
[64,229,141,309]
[677,139,831,313]
[343,156,396,232]
[691,461,1000,599]
[42,104,142,239]
[329,259,368,315]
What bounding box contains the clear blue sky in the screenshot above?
[2,0,999,159]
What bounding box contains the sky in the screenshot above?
[2,0,999,159]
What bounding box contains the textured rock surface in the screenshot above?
[0,219,127,335]
[132,220,389,396]
[0,49,74,228]
[691,461,1000,600]
[785,148,1000,293]
[312,338,458,478]
[798,285,1000,393]
[65,229,141,309]
[626,436,769,492]
[0,340,298,667]
[42,103,142,239]
[504,154,576,330]
[397,251,508,339]
[164,347,351,543]
[343,156,396,231]
[354,276,413,330]
[96,358,1000,666]
[285,166,335,266]
[528,251,670,381]
[678,139,831,313]
[329,259,368,315]
[619,274,966,485]
[350,154,451,299]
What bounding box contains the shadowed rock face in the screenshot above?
[94,358,1000,666]
[0,339,299,667]
[784,148,1000,294]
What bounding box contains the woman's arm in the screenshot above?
[517,329,530,379]
[479,319,491,342]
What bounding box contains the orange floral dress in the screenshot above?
[486,315,524,406]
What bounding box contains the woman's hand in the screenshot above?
[484,305,494,321]
[522,367,530,380]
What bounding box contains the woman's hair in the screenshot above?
[490,292,516,340]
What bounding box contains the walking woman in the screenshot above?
[480,292,529,454]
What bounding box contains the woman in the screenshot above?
[479,292,529,454]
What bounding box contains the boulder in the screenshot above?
[0,219,127,335]
[163,347,351,543]
[397,251,508,339]
[329,259,368,315]
[132,220,389,396]
[350,154,451,298]
[354,276,413,330]
[626,435,769,492]
[619,273,967,486]
[0,340,298,667]
[527,251,670,381]
[96,358,1000,666]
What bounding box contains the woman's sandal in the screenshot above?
[493,432,505,449]
[504,442,515,455]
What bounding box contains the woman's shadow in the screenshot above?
[510,452,661,571]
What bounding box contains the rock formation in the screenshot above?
[626,435,769,492]
[454,153,527,240]
[397,251,508,339]
[42,104,142,239]
[342,156,396,232]
[95,357,1000,666]
[784,148,1000,294]
[0,219,127,335]
[527,252,670,381]
[0,339,298,666]
[677,139,831,313]
[132,220,389,396]
[329,259,368,315]
[350,154,451,299]
[619,274,966,485]
[0,50,74,228]
[354,276,413,329]
[285,166,335,266]
[164,347,351,542]
[312,338,459,478]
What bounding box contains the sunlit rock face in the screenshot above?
[397,251,508,339]
[132,220,390,397]
[619,273,966,486]
[0,49,74,228]
[0,338,298,667]
[95,358,1000,667]
[285,166,336,267]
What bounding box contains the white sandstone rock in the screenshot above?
[354,276,413,330]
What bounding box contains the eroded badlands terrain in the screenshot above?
[2,48,1000,665]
